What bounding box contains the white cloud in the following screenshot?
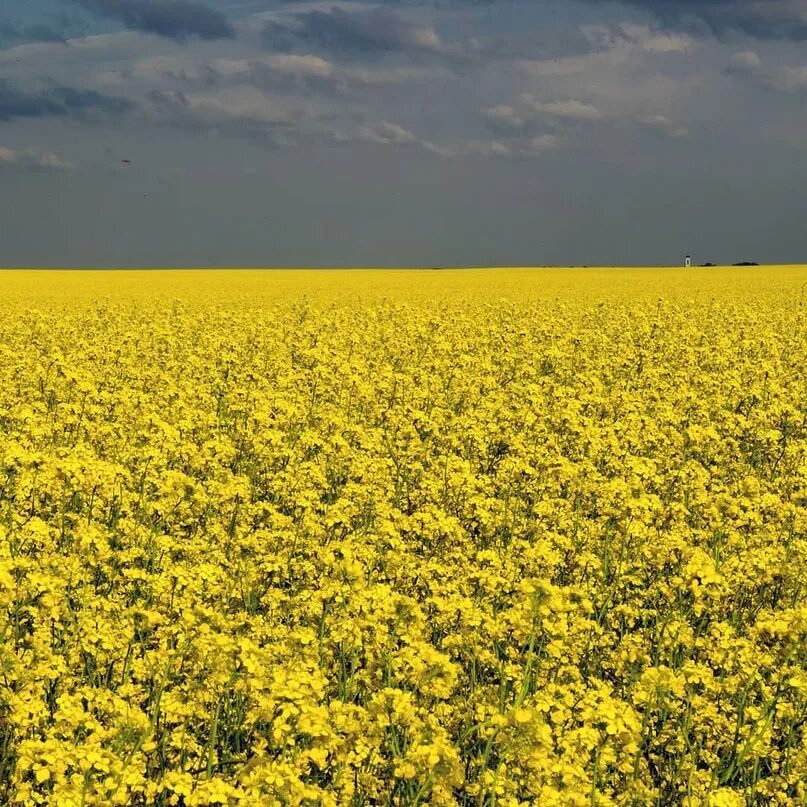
[359,120,417,145]
[523,97,604,121]
[638,114,689,139]
[583,23,692,54]
[482,104,527,132]
[483,97,603,141]
[526,133,562,154]
[357,120,453,156]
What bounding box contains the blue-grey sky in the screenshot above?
[0,0,805,266]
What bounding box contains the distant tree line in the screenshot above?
[698,261,759,267]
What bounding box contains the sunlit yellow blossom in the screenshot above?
[0,267,806,805]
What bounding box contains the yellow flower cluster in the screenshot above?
[1,267,806,806]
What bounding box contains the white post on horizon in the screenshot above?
[685,255,691,268]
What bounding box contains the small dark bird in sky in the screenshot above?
[120,159,131,164]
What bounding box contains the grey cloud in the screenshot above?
[25,24,69,43]
[262,7,441,56]
[724,51,807,94]
[359,120,419,144]
[145,87,457,155]
[484,90,688,152]
[0,146,72,171]
[74,0,234,41]
[145,88,313,149]
[223,56,439,96]
[207,55,352,97]
[768,65,807,93]
[525,133,562,154]
[590,0,807,41]
[724,49,762,75]
[0,80,133,122]
[581,22,691,52]
[481,101,571,156]
[473,104,565,154]
[130,51,444,98]
[459,140,512,157]
[231,58,342,96]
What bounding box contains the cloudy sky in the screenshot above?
[0,0,805,266]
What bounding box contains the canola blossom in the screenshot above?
[1,267,807,806]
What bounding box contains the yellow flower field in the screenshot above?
[1,267,806,806]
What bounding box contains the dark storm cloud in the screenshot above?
[73,0,234,40]
[262,6,441,56]
[589,0,807,41]
[24,23,69,43]
[0,80,133,122]
[0,20,67,43]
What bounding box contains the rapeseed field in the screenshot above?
[1,267,806,806]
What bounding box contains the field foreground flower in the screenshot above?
[1,267,806,806]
